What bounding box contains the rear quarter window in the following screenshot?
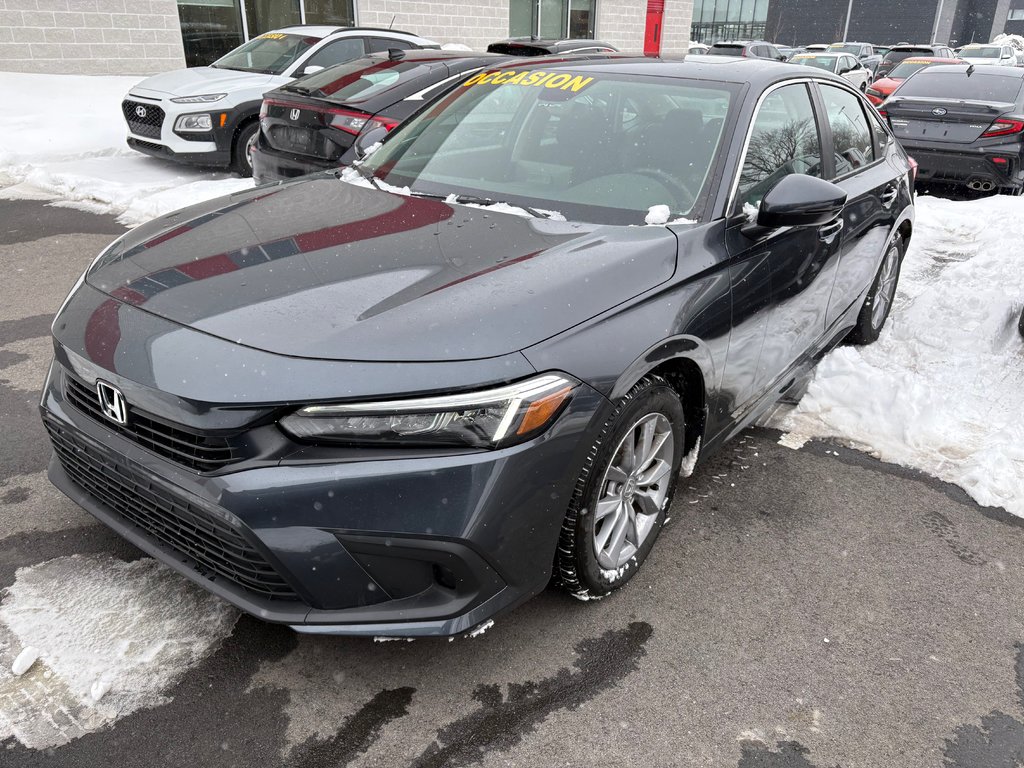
[896,72,1024,102]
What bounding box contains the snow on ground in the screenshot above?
[0,555,237,749]
[0,72,253,226]
[769,193,1024,517]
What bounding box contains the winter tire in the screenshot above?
[232,121,259,178]
[847,236,903,345]
[555,375,685,600]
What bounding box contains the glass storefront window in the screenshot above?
[690,0,767,43]
[178,0,355,68]
[177,0,244,67]
[508,0,594,39]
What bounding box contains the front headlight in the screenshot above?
[279,374,578,449]
[174,113,213,132]
[171,93,227,104]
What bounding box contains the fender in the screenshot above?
[610,334,716,402]
[212,99,264,153]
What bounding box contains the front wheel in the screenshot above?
[555,375,685,600]
[847,237,903,345]
[232,121,259,177]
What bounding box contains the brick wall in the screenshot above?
[0,0,186,75]
[355,0,511,50]
[595,0,692,54]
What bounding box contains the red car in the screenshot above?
[865,57,961,105]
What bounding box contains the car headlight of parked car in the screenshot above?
[279,373,578,448]
[170,93,228,104]
[174,114,214,132]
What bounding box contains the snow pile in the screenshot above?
[0,72,253,226]
[0,555,237,748]
[771,194,1024,517]
[992,33,1024,52]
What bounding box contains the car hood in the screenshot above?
[85,176,679,362]
[130,66,280,97]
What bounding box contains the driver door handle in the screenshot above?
[880,185,899,207]
[818,218,844,243]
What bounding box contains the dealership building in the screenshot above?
[3,0,1024,76]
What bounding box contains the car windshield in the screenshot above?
[961,46,1001,58]
[829,44,861,55]
[212,32,319,75]
[887,60,934,78]
[793,55,839,72]
[283,56,434,103]
[359,69,737,224]
[895,71,1024,101]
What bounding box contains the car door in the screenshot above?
[815,81,900,330]
[721,82,839,416]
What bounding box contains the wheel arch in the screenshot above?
[609,335,713,457]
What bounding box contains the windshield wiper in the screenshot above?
[409,191,556,219]
[340,162,382,191]
[281,83,324,97]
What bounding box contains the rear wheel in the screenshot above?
[847,237,903,345]
[555,376,685,600]
[232,121,259,177]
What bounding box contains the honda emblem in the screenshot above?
[135,105,147,118]
[289,108,300,120]
[95,380,129,426]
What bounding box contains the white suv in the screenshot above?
[122,26,439,176]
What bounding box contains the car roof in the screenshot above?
[273,25,432,40]
[829,41,870,45]
[920,63,1024,76]
[480,54,847,88]
[889,44,942,50]
[486,38,618,54]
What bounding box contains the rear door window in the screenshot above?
[819,84,875,175]
[301,37,367,71]
[368,37,415,53]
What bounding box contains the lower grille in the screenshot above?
[122,99,164,139]
[64,375,242,473]
[45,417,298,601]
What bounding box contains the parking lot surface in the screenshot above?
[1,199,1022,767]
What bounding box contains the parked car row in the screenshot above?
[69,48,916,637]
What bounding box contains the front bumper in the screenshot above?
[899,138,1024,187]
[41,356,606,636]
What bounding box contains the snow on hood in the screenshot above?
[130,66,279,97]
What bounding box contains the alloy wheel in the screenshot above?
[592,413,675,570]
[871,243,900,330]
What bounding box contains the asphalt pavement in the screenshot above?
[1,199,1022,768]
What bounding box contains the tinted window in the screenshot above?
[302,37,366,71]
[896,71,1024,102]
[286,56,432,103]
[887,60,933,78]
[362,71,738,224]
[819,84,874,175]
[737,84,822,209]
[708,45,745,56]
[368,37,415,53]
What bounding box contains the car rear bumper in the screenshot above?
[898,138,1024,187]
[40,355,606,637]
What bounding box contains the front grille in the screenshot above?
[45,417,298,601]
[122,99,164,139]
[64,375,242,473]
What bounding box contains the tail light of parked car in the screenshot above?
[326,108,399,137]
[981,118,1024,138]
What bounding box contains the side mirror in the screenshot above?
[353,125,389,159]
[756,174,848,228]
[302,64,324,76]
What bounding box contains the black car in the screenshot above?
[706,40,786,60]
[880,64,1024,194]
[486,37,618,56]
[252,50,509,185]
[42,57,914,637]
[874,42,957,79]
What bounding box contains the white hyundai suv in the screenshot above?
[122,26,439,176]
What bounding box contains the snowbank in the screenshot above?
[771,194,1024,517]
[0,72,253,226]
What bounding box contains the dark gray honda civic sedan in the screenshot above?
[41,56,915,636]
